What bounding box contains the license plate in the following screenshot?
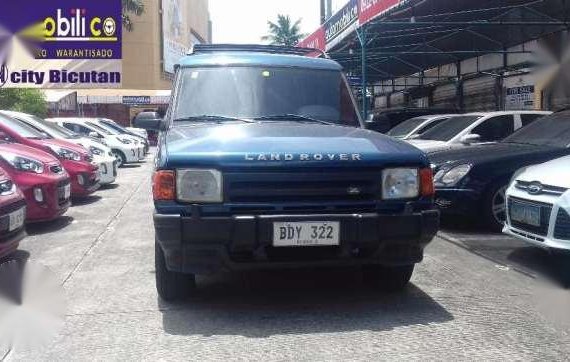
[9,208,25,231]
[64,184,71,199]
[273,221,340,247]
[510,202,541,227]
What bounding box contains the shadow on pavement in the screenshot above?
[26,216,74,235]
[72,195,103,206]
[120,164,142,169]
[99,183,120,190]
[508,247,570,288]
[159,267,454,338]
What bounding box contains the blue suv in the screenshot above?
[143,45,439,301]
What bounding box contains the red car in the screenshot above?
[0,165,26,258]
[0,112,100,197]
[0,143,71,222]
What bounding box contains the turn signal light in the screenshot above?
[153,170,175,201]
[420,168,435,197]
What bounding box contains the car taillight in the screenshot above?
[153,170,175,201]
[420,168,435,197]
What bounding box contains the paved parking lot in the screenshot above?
[13,156,570,360]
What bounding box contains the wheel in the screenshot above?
[362,264,414,291]
[482,181,509,232]
[111,150,126,168]
[155,242,195,301]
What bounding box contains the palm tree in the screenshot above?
[262,15,304,46]
[122,0,145,32]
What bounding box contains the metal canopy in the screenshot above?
[328,0,570,83]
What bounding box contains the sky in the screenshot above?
[209,0,347,44]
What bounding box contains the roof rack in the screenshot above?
[189,44,326,58]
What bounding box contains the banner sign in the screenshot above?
[324,0,359,43]
[297,27,326,52]
[359,0,402,26]
[122,96,152,105]
[0,0,122,88]
[162,0,196,74]
[506,85,535,110]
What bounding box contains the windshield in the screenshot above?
[15,114,79,139]
[388,116,429,137]
[99,119,127,133]
[503,112,570,147]
[86,121,114,135]
[0,114,47,139]
[418,115,482,141]
[173,66,359,127]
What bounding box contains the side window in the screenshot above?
[62,123,76,132]
[418,117,449,134]
[520,114,543,127]
[471,115,515,142]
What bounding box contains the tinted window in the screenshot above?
[520,114,543,126]
[416,117,450,134]
[418,116,482,141]
[503,112,570,147]
[86,122,113,135]
[471,115,514,142]
[387,117,429,137]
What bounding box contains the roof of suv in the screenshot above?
[177,51,342,71]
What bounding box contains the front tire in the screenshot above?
[362,264,414,291]
[483,181,509,232]
[155,242,195,301]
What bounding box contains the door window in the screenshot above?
[520,114,544,127]
[471,115,515,142]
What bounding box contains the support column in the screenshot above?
[357,25,368,119]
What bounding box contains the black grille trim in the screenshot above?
[554,208,570,240]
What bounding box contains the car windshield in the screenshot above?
[387,116,430,137]
[86,121,114,135]
[17,114,79,139]
[418,115,482,141]
[503,112,570,147]
[0,114,48,139]
[173,66,359,127]
[100,119,127,133]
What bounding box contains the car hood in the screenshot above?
[71,137,111,153]
[517,155,570,188]
[164,123,429,169]
[0,142,60,163]
[35,138,89,156]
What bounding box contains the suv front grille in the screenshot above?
[554,208,570,240]
[224,170,381,203]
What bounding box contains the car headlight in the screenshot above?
[0,179,15,195]
[177,169,222,203]
[435,164,472,187]
[382,168,419,200]
[47,145,81,161]
[2,153,44,174]
[117,137,132,144]
[89,146,104,156]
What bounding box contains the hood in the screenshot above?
[517,155,570,188]
[37,138,89,156]
[407,139,451,153]
[164,123,428,169]
[0,142,60,163]
[72,137,112,153]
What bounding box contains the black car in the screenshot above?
[430,110,570,231]
[365,108,457,134]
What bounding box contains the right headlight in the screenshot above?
[2,153,44,174]
[382,168,419,200]
[0,179,15,196]
[176,169,223,203]
[435,164,472,187]
[89,146,105,156]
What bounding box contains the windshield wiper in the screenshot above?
[174,115,254,123]
[253,114,334,125]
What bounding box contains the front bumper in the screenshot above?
[124,147,140,163]
[0,201,27,259]
[155,210,440,275]
[434,188,480,216]
[25,178,71,222]
[94,156,117,185]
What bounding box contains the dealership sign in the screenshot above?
[359,0,402,25]
[325,0,359,43]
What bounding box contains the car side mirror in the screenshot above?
[133,111,165,131]
[88,131,101,138]
[460,133,481,144]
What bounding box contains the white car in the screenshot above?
[503,155,570,253]
[95,118,149,154]
[2,111,117,185]
[47,118,141,167]
[387,114,457,140]
[407,111,551,153]
[82,118,146,160]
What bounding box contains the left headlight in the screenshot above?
[117,137,132,144]
[0,179,15,196]
[435,164,471,187]
[47,145,81,161]
[177,169,223,203]
[89,146,105,156]
[382,168,419,200]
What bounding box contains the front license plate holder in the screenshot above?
[273,221,340,247]
[510,201,541,227]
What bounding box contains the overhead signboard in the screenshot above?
[324,0,359,43]
[161,0,190,74]
[506,85,535,110]
[297,27,326,52]
[359,0,402,26]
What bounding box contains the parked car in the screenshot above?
[430,110,570,231]
[365,108,457,134]
[408,111,551,153]
[503,155,570,254]
[0,113,99,197]
[47,118,142,167]
[125,126,148,139]
[86,118,145,157]
[1,111,117,186]
[95,118,149,154]
[148,44,439,301]
[0,166,26,259]
[0,143,71,222]
[387,114,457,140]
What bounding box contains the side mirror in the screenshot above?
[133,111,164,131]
[460,133,481,144]
[88,131,100,138]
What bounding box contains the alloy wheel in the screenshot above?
[491,185,508,225]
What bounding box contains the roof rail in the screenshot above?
[189,44,327,58]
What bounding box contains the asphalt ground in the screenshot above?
[9,155,570,360]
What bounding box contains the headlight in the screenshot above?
[177,169,222,203]
[117,137,132,144]
[2,153,44,174]
[47,145,81,161]
[0,180,15,196]
[436,164,472,186]
[382,168,419,200]
[89,146,104,156]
